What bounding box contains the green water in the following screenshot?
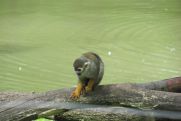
[0,0,181,91]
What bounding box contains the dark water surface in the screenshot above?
[0,0,181,91]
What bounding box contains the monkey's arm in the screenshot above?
[85,80,94,92]
[70,82,83,99]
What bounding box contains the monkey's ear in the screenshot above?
[84,61,90,68]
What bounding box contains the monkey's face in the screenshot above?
[73,58,90,77]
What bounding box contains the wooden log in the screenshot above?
[55,107,155,121]
[137,76,181,92]
[55,107,181,121]
[0,77,181,121]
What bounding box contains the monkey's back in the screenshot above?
[82,52,104,87]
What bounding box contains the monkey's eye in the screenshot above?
[84,62,90,68]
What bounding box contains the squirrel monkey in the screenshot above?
[70,52,104,99]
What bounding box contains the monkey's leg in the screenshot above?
[70,82,83,99]
[85,80,94,92]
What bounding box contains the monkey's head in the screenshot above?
[73,57,90,77]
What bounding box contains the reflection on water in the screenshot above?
[0,0,181,91]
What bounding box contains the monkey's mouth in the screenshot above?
[76,71,81,76]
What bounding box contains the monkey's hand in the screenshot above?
[70,90,80,99]
[70,82,83,99]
